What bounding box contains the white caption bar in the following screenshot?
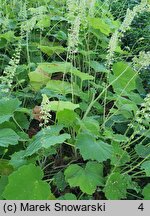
[0,201,149,216]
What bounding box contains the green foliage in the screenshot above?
[37,62,71,74]
[2,164,53,200]
[28,70,50,91]
[104,173,130,200]
[10,150,31,169]
[0,176,8,199]
[76,133,112,162]
[135,144,150,158]
[57,109,77,127]
[38,45,65,56]
[0,98,21,124]
[46,80,72,95]
[88,17,112,36]
[142,184,150,200]
[47,101,79,112]
[70,68,94,81]
[0,0,149,200]
[0,128,19,147]
[81,117,100,137]
[111,142,130,166]
[0,159,14,175]
[58,193,77,200]
[110,61,137,94]
[65,162,104,195]
[141,161,150,176]
[54,171,67,192]
[25,126,70,157]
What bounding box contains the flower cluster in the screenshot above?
[40,94,52,127]
[119,9,136,33]
[106,30,119,66]
[21,17,37,33]
[21,5,48,33]
[106,0,148,66]
[133,51,150,70]
[68,16,81,54]
[67,0,96,55]
[0,42,21,92]
[66,0,80,22]
[120,0,147,33]
[67,0,82,54]
[88,0,96,17]
[133,93,150,132]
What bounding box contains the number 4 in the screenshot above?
[138,203,144,211]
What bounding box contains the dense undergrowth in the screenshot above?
[0,0,150,200]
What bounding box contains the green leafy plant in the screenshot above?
[0,0,149,200]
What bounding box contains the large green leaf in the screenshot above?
[28,70,50,91]
[65,162,104,195]
[35,62,94,81]
[46,80,75,95]
[45,80,87,100]
[142,184,150,200]
[0,31,16,42]
[141,161,150,176]
[88,18,112,35]
[0,128,19,147]
[0,98,21,124]
[3,164,53,200]
[48,101,79,112]
[57,109,77,127]
[78,117,100,137]
[109,62,138,94]
[115,96,138,117]
[89,61,109,73]
[104,172,129,200]
[76,133,112,162]
[70,68,94,81]
[25,126,70,157]
[36,15,51,28]
[45,80,86,99]
[10,150,29,169]
[14,112,30,130]
[36,62,71,74]
[38,45,65,56]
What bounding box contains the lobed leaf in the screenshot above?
[38,45,65,56]
[65,161,104,195]
[88,17,112,35]
[48,101,79,112]
[0,98,21,124]
[3,164,53,200]
[104,172,129,200]
[25,126,70,157]
[76,133,112,162]
[0,128,19,147]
